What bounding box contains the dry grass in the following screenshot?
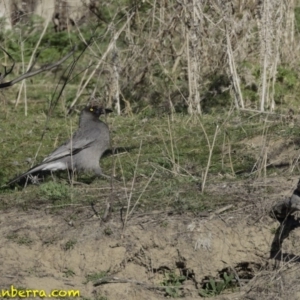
[1,1,300,299]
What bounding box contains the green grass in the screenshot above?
[6,233,33,246]
[1,96,299,217]
[84,271,108,284]
[161,271,186,298]
[0,5,299,219]
[63,239,77,251]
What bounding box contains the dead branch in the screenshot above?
[93,276,184,291]
[0,46,77,89]
[0,46,15,83]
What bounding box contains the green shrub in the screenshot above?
[39,182,70,202]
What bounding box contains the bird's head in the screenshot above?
[85,103,113,118]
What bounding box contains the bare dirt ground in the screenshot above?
[1,176,300,299]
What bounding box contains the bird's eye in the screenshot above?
[90,108,94,112]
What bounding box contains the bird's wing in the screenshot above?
[6,137,96,186]
[42,137,95,163]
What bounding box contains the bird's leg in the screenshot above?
[67,169,89,186]
[99,173,111,179]
[67,168,77,185]
[94,167,111,180]
[50,171,56,182]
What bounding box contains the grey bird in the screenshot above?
[7,102,112,185]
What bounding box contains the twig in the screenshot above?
[67,12,135,112]
[123,140,143,230]
[0,46,77,89]
[93,276,184,291]
[128,169,157,218]
[209,204,234,220]
[215,204,233,215]
[202,278,249,284]
[201,124,220,193]
[0,46,15,81]
[15,17,51,110]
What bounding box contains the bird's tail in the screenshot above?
[6,164,47,186]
